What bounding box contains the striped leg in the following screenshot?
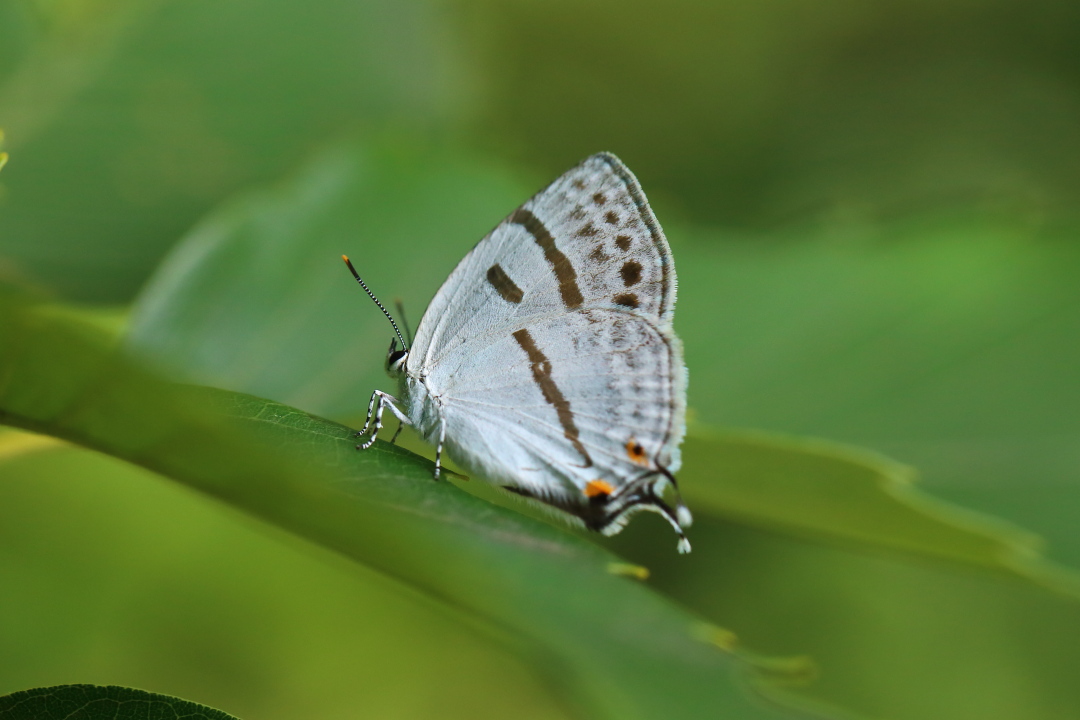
[354,390,381,439]
[355,390,410,450]
[432,417,447,480]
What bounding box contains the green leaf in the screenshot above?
[0,684,239,719]
[126,141,529,422]
[0,430,574,719]
[0,0,451,302]
[611,494,1080,720]
[673,220,1080,570]
[606,430,1080,720]
[0,299,793,720]
[680,429,1079,593]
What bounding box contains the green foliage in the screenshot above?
[5,139,1080,718]
[681,430,1054,579]
[617,432,1080,718]
[0,684,238,720]
[0,296,791,720]
[2,1,1080,718]
[0,0,448,301]
[125,140,527,420]
[671,222,1080,570]
[457,1,1080,225]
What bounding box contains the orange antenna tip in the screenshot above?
[341,253,408,352]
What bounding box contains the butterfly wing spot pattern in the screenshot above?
[585,479,615,498]
[346,152,692,553]
[626,438,649,466]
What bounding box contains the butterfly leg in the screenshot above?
[355,390,410,450]
[432,416,447,481]
[355,390,381,439]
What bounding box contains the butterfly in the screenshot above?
[343,153,692,552]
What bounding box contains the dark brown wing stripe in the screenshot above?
[512,328,592,467]
[486,263,523,303]
[511,208,584,309]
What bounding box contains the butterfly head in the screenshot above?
[385,337,409,378]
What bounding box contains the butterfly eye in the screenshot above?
[385,344,408,376]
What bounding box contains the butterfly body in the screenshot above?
[352,153,692,552]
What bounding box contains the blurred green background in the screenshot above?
[2,0,1079,718]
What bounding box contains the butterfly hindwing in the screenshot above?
[436,308,684,523]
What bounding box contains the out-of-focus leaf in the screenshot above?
[599,429,1080,719]
[673,219,1080,569]
[0,432,573,720]
[0,0,456,302]
[679,430,1079,594]
[610,497,1080,720]
[0,684,238,719]
[126,140,529,421]
[0,299,794,720]
[456,1,1080,225]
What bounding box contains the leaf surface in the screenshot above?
[0,298,790,720]
[0,684,238,720]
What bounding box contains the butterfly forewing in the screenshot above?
[413,154,676,370]
[513,153,676,322]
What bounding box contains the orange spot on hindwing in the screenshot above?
[585,479,615,499]
[626,438,649,466]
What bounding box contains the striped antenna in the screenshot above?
[394,299,414,348]
[342,255,408,352]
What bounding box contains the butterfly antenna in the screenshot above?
[342,255,408,351]
[394,298,414,348]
